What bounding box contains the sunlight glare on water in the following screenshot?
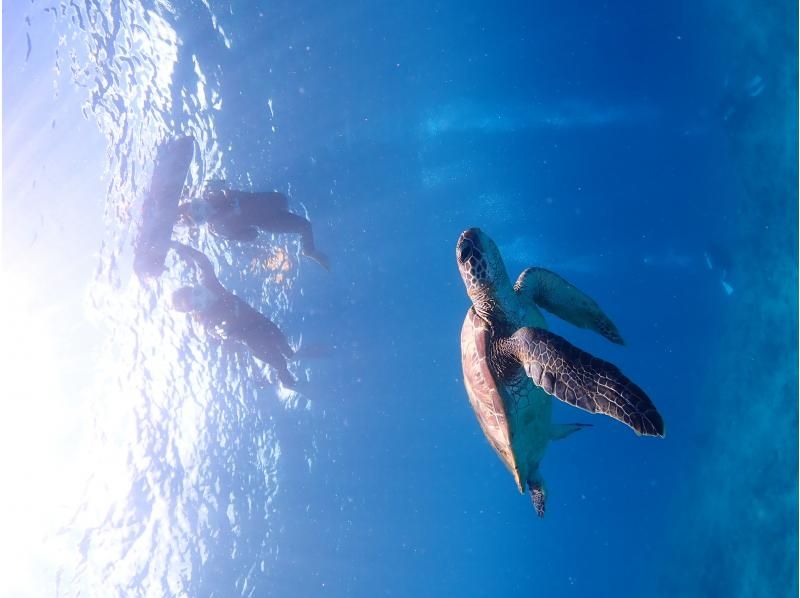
[0,268,73,594]
[5,0,310,595]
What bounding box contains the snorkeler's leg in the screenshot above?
[244,320,298,388]
[267,350,298,389]
[262,212,330,270]
[208,220,260,242]
[248,191,289,211]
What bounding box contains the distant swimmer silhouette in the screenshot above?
[170,241,297,389]
[178,188,330,270]
[704,243,735,296]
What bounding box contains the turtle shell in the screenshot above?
[460,307,521,490]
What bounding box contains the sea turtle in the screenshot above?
[456,228,664,517]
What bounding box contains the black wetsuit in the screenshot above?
[204,190,318,257]
[172,241,296,387]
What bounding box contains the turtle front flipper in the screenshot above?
[498,327,664,437]
[514,267,624,344]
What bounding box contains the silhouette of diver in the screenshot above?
[169,241,297,389]
[178,189,330,270]
[704,243,735,296]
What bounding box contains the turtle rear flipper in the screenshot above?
[550,422,591,440]
[499,327,664,437]
[527,479,546,518]
[514,267,624,344]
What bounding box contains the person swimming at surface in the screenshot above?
[169,241,297,389]
[177,188,330,270]
[703,243,735,296]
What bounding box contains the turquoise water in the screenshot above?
[2,1,797,596]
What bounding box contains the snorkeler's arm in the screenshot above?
[170,241,226,294]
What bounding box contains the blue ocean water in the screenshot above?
[2,1,797,596]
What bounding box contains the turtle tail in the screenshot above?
[527,479,546,518]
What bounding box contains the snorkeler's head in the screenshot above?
[177,199,211,226]
[171,285,213,313]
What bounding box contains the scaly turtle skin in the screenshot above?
[457,228,664,516]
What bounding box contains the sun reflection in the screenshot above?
[250,246,294,284]
[0,267,94,594]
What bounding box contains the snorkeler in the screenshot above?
[169,241,297,389]
[178,188,330,270]
[704,243,735,296]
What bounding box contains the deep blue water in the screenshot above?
[2,1,797,596]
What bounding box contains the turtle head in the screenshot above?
[456,228,510,311]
